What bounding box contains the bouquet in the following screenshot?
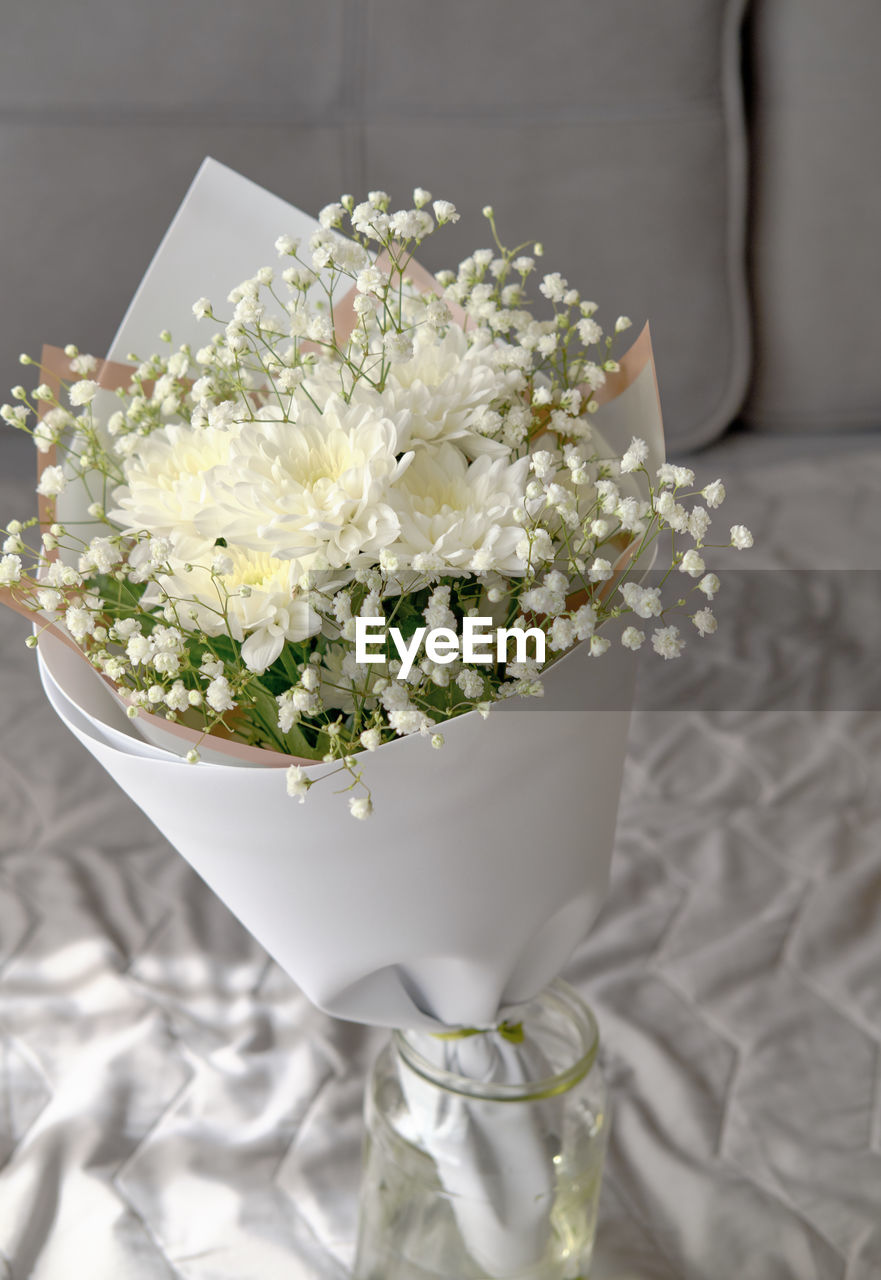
[0,160,752,1275]
[1,176,749,813]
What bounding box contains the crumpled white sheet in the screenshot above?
[2,430,881,1279]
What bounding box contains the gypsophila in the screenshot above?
[2,187,751,813]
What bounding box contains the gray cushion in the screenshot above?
[0,0,749,452]
[0,0,350,412]
[361,0,751,451]
[744,0,881,432]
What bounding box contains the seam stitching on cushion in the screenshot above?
[341,0,367,193]
[677,0,752,453]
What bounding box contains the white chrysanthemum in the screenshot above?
[378,326,512,458]
[389,443,529,573]
[110,419,241,555]
[204,395,408,573]
[300,358,353,411]
[145,543,321,673]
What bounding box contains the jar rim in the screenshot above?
[393,979,599,1102]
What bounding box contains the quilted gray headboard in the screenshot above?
[0,0,749,454]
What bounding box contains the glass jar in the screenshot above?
[354,980,608,1280]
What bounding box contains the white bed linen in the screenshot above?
[1,431,880,1279]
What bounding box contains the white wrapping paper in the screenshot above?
[37,623,636,1032]
[395,1030,564,1277]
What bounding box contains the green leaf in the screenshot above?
[89,573,145,615]
[246,677,322,760]
[278,644,303,685]
[281,721,320,759]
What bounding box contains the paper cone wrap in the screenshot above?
[38,621,635,1030]
[395,1031,565,1277]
